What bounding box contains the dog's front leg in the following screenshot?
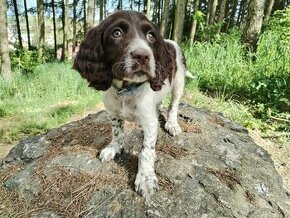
[135,115,159,197]
[99,117,124,162]
[164,68,185,136]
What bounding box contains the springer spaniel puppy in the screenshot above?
[73,10,188,197]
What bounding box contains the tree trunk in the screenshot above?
[23,0,31,50]
[12,0,23,49]
[242,0,265,52]
[83,0,87,34]
[61,0,69,61]
[173,0,186,43]
[169,0,176,39]
[190,0,200,45]
[264,0,274,21]
[226,0,238,31]
[146,0,151,18]
[152,0,160,24]
[104,0,106,18]
[236,1,242,26]
[158,0,162,25]
[160,0,170,37]
[117,0,123,9]
[72,0,77,53]
[205,0,210,25]
[216,0,227,34]
[239,0,248,26]
[208,0,218,25]
[52,0,57,58]
[0,0,12,79]
[138,0,141,11]
[87,0,95,29]
[100,0,104,21]
[222,0,230,31]
[37,0,45,50]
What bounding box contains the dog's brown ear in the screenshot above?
[150,40,176,91]
[73,25,112,91]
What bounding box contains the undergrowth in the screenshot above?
[184,9,290,136]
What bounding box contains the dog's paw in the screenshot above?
[99,145,120,162]
[165,121,182,136]
[135,172,159,197]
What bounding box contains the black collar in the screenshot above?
[112,81,147,96]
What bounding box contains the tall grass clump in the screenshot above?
[0,62,101,142]
[184,32,253,99]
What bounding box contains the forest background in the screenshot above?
[0,0,289,170]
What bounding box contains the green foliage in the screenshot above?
[10,49,41,74]
[265,7,290,45]
[252,7,290,112]
[190,10,215,41]
[198,23,224,42]
[194,10,205,23]
[10,47,57,74]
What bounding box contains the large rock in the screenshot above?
[0,104,289,217]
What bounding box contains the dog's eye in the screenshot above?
[147,32,155,42]
[112,28,123,38]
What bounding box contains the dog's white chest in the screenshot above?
[103,90,138,122]
[119,98,137,121]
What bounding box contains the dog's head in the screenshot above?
[73,10,176,91]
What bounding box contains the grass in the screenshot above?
[184,38,253,97]
[184,79,268,130]
[0,62,101,143]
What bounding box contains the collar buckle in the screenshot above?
[113,81,146,96]
[117,87,132,95]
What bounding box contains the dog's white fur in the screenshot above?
[99,37,186,197]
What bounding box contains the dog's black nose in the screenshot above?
[130,49,150,65]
